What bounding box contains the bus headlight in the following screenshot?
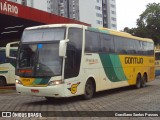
[48,80,63,86]
[15,79,22,85]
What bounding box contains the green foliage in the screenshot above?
[123,3,160,45]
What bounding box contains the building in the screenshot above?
[48,0,79,20]
[79,0,103,27]
[103,0,117,29]
[7,0,117,29]
[8,0,27,6]
[1,0,89,47]
[8,0,48,11]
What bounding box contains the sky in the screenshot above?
[116,0,160,30]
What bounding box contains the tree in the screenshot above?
[123,3,160,45]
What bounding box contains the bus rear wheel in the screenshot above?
[135,74,141,89]
[0,77,6,87]
[141,74,147,88]
[83,79,94,99]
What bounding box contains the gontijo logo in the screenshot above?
[125,57,143,64]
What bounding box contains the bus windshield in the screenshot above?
[18,43,62,77]
[17,28,66,77]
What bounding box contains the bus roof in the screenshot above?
[25,24,84,30]
[25,24,153,43]
[97,27,153,43]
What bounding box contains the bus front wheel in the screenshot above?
[83,79,94,99]
[0,77,6,87]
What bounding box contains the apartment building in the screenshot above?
[8,0,47,11]
[7,0,117,29]
[48,0,79,20]
[103,0,117,29]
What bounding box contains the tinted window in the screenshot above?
[68,28,82,49]
[127,39,137,54]
[114,36,154,56]
[64,28,82,79]
[114,36,128,54]
[101,34,114,53]
[84,30,154,56]
[85,31,101,52]
[147,42,154,55]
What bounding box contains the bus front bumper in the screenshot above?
[16,84,65,98]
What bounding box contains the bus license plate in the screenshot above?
[31,89,39,93]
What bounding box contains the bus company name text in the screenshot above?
[125,57,143,64]
[0,2,18,15]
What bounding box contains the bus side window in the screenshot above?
[64,28,82,79]
[64,43,78,79]
[66,44,76,69]
[101,34,114,53]
[85,31,101,53]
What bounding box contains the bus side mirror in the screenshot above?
[59,39,69,57]
[6,41,19,59]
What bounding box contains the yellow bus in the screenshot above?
[155,49,160,76]
[6,24,155,100]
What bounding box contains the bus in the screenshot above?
[6,24,155,100]
[0,47,17,86]
[155,49,160,76]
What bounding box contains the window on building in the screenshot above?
[96,13,102,18]
[112,24,117,28]
[95,6,101,10]
[111,11,116,15]
[97,0,102,3]
[97,20,102,25]
[111,4,115,8]
[111,17,116,21]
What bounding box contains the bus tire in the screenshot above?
[135,74,141,89]
[0,77,6,87]
[141,74,147,88]
[83,79,94,100]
